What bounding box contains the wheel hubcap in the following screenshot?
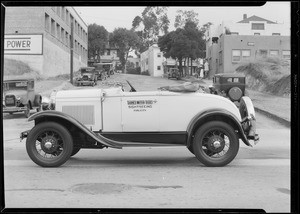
[207,136,225,153]
[44,141,53,149]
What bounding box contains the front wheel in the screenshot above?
[192,121,239,167]
[26,122,73,167]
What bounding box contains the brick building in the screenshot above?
[4,7,88,77]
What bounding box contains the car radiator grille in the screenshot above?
[5,95,16,107]
[62,105,95,125]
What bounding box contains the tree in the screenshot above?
[184,21,206,75]
[132,7,170,53]
[88,24,109,62]
[109,28,141,73]
[158,21,206,76]
[174,10,199,29]
[158,28,190,76]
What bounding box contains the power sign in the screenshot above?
[4,34,43,55]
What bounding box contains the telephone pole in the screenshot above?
[70,21,74,84]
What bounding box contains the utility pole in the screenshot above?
[70,21,74,84]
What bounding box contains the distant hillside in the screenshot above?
[236,57,290,96]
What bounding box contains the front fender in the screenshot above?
[28,111,122,149]
[186,108,251,147]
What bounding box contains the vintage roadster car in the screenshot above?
[3,79,42,117]
[74,67,97,86]
[209,73,246,102]
[20,81,259,167]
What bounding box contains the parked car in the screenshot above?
[20,81,259,168]
[209,73,246,102]
[168,68,180,80]
[94,63,114,79]
[74,67,97,86]
[3,79,42,117]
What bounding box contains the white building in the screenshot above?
[140,44,164,77]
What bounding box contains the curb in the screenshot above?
[254,107,290,128]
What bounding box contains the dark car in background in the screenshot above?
[3,79,42,117]
[209,73,246,102]
[168,68,180,80]
[74,67,97,86]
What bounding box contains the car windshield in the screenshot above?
[4,81,28,91]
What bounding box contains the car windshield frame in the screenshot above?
[4,81,29,91]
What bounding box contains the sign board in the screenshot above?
[4,34,43,55]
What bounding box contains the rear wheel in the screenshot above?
[26,122,73,167]
[193,121,239,167]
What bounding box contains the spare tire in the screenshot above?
[228,87,243,101]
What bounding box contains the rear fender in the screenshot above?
[28,111,122,149]
[186,108,251,147]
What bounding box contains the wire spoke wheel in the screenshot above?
[26,122,73,167]
[193,121,239,167]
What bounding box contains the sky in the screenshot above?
[74,2,291,32]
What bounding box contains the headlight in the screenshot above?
[49,90,57,110]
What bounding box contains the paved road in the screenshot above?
[3,111,290,212]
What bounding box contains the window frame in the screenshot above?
[251,23,265,30]
[232,49,241,63]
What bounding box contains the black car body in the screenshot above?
[168,68,180,80]
[74,67,97,86]
[210,73,246,102]
[3,79,42,117]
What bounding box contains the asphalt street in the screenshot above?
[3,111,290,212]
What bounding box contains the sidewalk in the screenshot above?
[199,79,291,127]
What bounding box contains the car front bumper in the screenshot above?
[75,80,95,85]
[3,106,27,113]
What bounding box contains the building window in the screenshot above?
[272,33,281,36]
[51,19,55,36]
[259,50,268,58]
[45,13,50,32]
[56,23,60,40]
[232,50,241,62]
[66,10,69,25]
[157,53,161,57]
[136,62,139,67]
[70,15,74,28]
[282,50,290,59]
[252,23,264,30]
[242,50,251,60]
[254,33,260,36]
[66,32,69,47]
[157,66,161,70]
[61,28,65,44]
[107,49,110,55]
[270,50,279,56]
[219,51,222,65]
[146,58,148,65]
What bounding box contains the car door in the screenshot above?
[121,92,160,132]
